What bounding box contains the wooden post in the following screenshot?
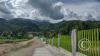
[58,32,60,48]
[71,29,77,56]
[58,32,61,55]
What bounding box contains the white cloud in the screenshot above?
[0,0,100,22]
[53,2,63,8]
[60,2,100,21]
[8,0,28,8]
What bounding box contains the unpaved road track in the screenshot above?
[2,46,35,56]
[1,38,45,56]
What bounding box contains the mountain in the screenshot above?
[53,20,100,34]
[37,20,100,34]
[0,18,7,22]
[0,18,100,35]
[0,18,40,32]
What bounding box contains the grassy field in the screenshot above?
[48,35,72,52]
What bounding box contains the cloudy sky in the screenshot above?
[0,0,100,23]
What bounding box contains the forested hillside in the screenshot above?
[38,20,100,34]
[0,18,100,34]
[0,18,40,32]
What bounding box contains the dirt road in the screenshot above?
[1,38,45,56]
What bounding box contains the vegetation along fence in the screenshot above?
[48,28,100,56]
[48,32,72,52]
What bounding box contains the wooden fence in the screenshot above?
[48,28,100,56]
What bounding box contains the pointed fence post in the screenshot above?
[71,29,77,56]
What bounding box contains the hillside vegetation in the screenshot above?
[0,18,100,34]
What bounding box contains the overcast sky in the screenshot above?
[0,0,100,23]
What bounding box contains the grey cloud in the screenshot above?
[2,14,14,19]
[28,0,64,19]
[0,2,11,14]
[97,0,100,1]
[86,14,96,21]
[59,0,100,4]
[0,0,100,22]
[0,1,14,19]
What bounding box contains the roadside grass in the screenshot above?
[48,35,72,52]
[0,36,30,44]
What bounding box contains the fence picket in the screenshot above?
[97,28,100,56]
[77,28,100,56]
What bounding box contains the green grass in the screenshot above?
[0,36,29,44]
[48,35,72,52]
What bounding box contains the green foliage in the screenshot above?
[48,35,72,52]
[0,18,100,35]
[0,18,40,32]
[38,20,100,35]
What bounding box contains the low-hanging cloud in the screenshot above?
[58,0,100,3]
[0,0,100,22]
[28,0,64,20]
[0,2,11,14]
[0,1,15,19]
